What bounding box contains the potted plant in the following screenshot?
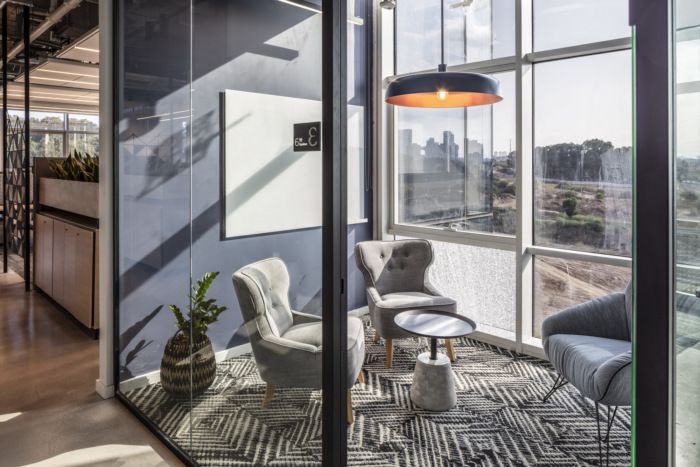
[39,150,99,218]
[160,271,227,397]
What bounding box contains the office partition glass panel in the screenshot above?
[674,0,700,464]
[534,51,633,257]
[115,0,195,457]
[188,1,327,464]
[533,0,630,51]
[115,0,364,464]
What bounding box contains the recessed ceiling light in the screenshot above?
[74,46,99,53]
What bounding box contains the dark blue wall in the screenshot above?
[117,0,372,378]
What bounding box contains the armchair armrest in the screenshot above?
[423,280,443,297]
[594,350,632,405]
[262,333,321,354]
[291,310,322,325]
[541,292,629,343]
[366,286,383,305]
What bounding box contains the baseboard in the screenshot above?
[95,378,115,399]
[118,343,252,393]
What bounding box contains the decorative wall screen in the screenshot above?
[4,115,28,257]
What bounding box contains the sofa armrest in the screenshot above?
[291,310,322,325]
[541,292,629,343]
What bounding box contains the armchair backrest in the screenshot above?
[232,258,294,338]
[354,239,433,296]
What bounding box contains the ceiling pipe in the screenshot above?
[2,0,83,68]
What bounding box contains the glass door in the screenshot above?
[673,0,700,465]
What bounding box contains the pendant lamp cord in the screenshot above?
[439,0,446,71]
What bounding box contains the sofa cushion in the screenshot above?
[377,291,456,310]
[547,334,631,401]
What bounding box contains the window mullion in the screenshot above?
[515,0,534,352]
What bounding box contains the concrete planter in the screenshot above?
[39,178,99,219]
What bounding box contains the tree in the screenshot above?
[562,191,578,218]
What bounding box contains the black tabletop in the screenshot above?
[394,309,476,339]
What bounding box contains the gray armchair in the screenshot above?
[541,281,632,464]
[232,258,365,423]
[354,239,457,367]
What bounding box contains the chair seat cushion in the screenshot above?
[280,316,365,388]
[377,292,456,310]
[281,316,365,350]
[547,334,631,401]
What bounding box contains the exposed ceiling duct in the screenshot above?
[2,0,83,68]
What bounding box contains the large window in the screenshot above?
[395,0,515,74]
[389,2,632,349]
[395,71,516,235]
[534,51,633,256]
[22,111,100,159]
[533,0,630,51]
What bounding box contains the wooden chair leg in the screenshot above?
[357,370,364,385]
[346,389,354,424]
[262,384,275,408]
[446,339,456,362]
[386,338,394,368]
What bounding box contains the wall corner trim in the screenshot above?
[95,378,115,399]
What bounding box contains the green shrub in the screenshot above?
[49,149,99,182]
[562,191,578,218]
[681,190,699,202]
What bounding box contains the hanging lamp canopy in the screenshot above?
[385,70,502,108]
[385,0,502,108]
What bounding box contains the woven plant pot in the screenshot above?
[160,333,216,398]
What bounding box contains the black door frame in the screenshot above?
[630,0,674,466]
[321,0,349,466]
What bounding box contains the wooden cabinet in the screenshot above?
[34,214,54,295]
[33,213,98,331]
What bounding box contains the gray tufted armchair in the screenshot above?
[232,258,366,423]
[354,239,458,368]
[541,281,632,464]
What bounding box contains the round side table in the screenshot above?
[394,309,476,411]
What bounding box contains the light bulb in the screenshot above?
[437,90,448,101]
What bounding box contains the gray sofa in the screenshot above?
[232,258,365,423]
[541,282,632,464]
[354,239,458,367]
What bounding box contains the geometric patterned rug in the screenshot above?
[125,327,631,466]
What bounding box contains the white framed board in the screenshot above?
[221,89,365,238]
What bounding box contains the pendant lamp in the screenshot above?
[385,0,502,108]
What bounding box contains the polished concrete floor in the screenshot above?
[0,271,183,467]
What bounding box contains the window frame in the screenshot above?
[381,1,633,357]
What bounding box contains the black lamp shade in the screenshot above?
[385,71,502,108]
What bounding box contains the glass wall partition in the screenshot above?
[115,0,370,465]
[674,0,700,464]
